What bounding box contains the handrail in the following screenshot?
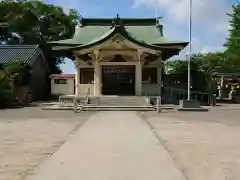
[74,87,90,113]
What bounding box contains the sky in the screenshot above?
[43,0,236,73]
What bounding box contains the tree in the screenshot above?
[0,1,79,73]
[0,22,23,44]
[3,61,32,87]
[224,4,240,73]
[165,59,208,92]
[0,61,31,107]
[225,4,240,55]
[193,52,240,73]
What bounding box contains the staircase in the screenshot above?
[91,96,149,105]
[83,96,153,111]
[42,96,154,111]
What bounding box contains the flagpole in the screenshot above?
[187,0,192,100]
[155,0,162,113]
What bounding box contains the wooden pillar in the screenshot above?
[157,66,162,84]
[93,53,101,96]
[75,65,80,95]
[135,61,142,96]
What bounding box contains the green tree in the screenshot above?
[224,4,240,72]
[165,59,208,92]
[3,61,32,87]
[225,4,240,55]
[193,52,240,73]
[0,1,79,73]
[0,62,31,107]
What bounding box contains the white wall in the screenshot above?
[51,78,75,95]
[76,84,94,96]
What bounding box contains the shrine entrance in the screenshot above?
[102,65,135,95]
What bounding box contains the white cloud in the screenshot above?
[132,0,231,34]
[200,45,226,53]
[172,36,225,58]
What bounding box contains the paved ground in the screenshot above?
[143,104,240,180]
[2,104,240,180]
[25,111,186,180]
[0,107,92,180]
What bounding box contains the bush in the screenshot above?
[0,88,15,108]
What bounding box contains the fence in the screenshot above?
[162,86,209,105]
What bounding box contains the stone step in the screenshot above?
[93,96,150,106]
[94,102,148,105]
[42,104,154,111]
[57,96,151,107]
[82,105,154,111]
[82,107,154,111]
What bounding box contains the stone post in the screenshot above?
[156,96,162,113]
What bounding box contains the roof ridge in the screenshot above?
[28,45,42,63]
[82,18,159,20]
[81,17,161,26]
[0,45,38,49]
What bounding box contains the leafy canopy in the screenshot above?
[0,1,79,73]
[0,1,79,44]
[225,4,240,55]
[1,61,32,86]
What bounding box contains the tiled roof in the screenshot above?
[50,18,187,47]
[0,45,43,65]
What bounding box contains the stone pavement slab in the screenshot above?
[25,111,186,180]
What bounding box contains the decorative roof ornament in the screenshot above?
[111,14,123,28]
[156,17,161,26]
[111,55,126,62]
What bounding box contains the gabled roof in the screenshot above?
[66,23,170,51]
[50,17,188,49]
[0,45,43,65]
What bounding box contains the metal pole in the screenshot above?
[187,0,192,100]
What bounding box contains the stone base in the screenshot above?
[177,100,208,112]
[177,107,209,112]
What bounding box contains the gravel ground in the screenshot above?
[143,104,240,180]
[0,106,92,180]
[1,104,240,180]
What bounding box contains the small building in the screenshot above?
[50,16,188,96]
[50,74,75,95]
[0,45,49,101]
[213,73,240,99]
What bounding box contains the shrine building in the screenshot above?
[50,16,188,96]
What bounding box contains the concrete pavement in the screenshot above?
[25,111,186,180]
